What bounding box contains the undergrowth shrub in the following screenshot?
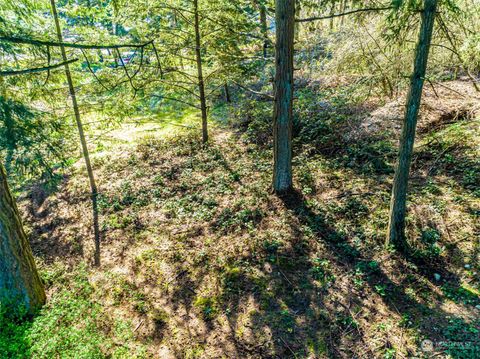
[234,85,397,175]
[0,264,144,359]
[0,302,30,358]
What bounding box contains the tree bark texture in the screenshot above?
[273,0,295,194]
[0,164,45,313]
[387,0,438,249]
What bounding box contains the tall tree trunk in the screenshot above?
[0,163,45,313]
[259,1,268,58]
[273,0,295,194]
[193,0,208,143]
[387,0,438,250]
[50,0,101,266]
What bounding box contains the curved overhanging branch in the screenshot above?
[232,80,273,100]
[0,35,153,49]
[152,94,200,109]
[295,6,393,23]
[0,58,78,77]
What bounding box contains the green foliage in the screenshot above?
[0,96,71,184]
[233,99,272,145]
[441,284,480,306]
[25,267,108,358]
[336,313,358,330]
[310,258,335,288]
[194,296,218,321]
[344,138,396,174]
[262,239,283,263]
[279,309,295,333]
[221,266,243,293]
[441,317,480,358]
[413,227,444,259]
[383,347,397,359]
[374,284,388,297]
[0,265,145,358]
[1,0,479,358]
[356,260,381,276]
[213,206,263,233]
[0,303,30,358]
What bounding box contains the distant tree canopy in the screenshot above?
[1,0,478,179]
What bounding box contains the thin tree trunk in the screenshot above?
[387,0,438,250]
[259,1,268,58]
[273,0,295,194]
[340,0,346,26]
[295,0,301,42]
[224,82,231,103]
[329,2,335,31]
[2,102,15,174]
[50,0,101,266]
[193,0,208,143]
[0,163,45,313]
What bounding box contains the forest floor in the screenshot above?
[5,80,480,358]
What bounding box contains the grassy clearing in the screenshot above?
[2,81,479,358]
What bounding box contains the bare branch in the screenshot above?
[115,48,138,95]
[0,35,153,50]
[232,80,273,100]
[437,15,480,92]
[296,6,393,23]
[81,49,112,91]
[152,94,200,109]
[0,58,78,77]
[151,42,164,78]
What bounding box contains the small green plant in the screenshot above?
[355,260,381,277]
[194,296,219,321]
[184,344,205,359]
[222,266,243,293]
[353,267,366,289]
[441,284,480,306]
[399,313,413,328]
[310,258,335,288]
[414,227,444,260]
[279,309,295,333]
[337,314,359,330]
[384,347,396,359]
[375,284,387,297]
[336,242,360,259]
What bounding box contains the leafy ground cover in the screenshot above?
[1,80,479,358]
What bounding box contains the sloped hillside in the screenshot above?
[9,80,480,358]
